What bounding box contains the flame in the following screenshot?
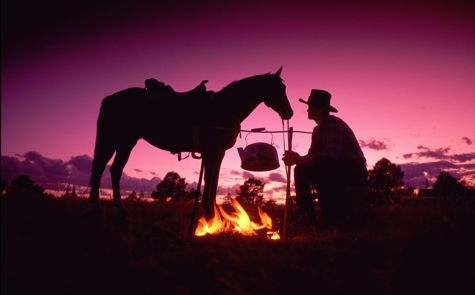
[195,198,280,240]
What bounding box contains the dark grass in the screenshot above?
[2,195,475,295]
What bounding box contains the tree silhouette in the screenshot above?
[236,178,265,207]
[62,185,78,198]
[151,171,189,200]
[6,175,46,198]
[432,171,465,198]
[368,158,404,191]
[127,190,138,200]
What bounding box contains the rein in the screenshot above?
[282,120,293,238]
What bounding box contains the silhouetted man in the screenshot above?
[283,89,367,229]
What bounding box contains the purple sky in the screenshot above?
[2,0,475,197]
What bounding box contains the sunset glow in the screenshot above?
[3,3,475,295]
[2,1,474,197]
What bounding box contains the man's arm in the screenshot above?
[282,150,305,166]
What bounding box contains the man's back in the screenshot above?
[308,115,366,169]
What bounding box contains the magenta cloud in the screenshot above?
[399,144,475,187]
[1,152,161,193]
[403,146,475,163]
[462,137,473,145]
[400,161,475,188]
[267,172,286,183]
[242,171,255,179]
[359,138,389,151]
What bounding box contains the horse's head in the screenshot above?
[262,67,293,120]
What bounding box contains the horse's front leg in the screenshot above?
[110,141,136,208]
[202,150,225,219]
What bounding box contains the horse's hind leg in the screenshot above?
[89,141,115,205]
[202,150,225,218]
[110,141,137,207]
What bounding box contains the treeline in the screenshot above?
[368,157,475,196]
[1,175,54,199]
[145,171,272,207]
[2,158,474,205]
[0,173,272,208]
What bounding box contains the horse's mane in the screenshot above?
[217,73,284,98]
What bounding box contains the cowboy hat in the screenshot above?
[298,89,338,113]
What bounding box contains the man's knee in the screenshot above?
[294,164,316,182]
[294,164,305,179]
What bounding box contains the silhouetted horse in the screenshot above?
[89,67,293,216]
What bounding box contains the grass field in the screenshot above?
[2,194,474,295]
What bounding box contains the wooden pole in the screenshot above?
[283,126,293,238]
[189,160,205,236]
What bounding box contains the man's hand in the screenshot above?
[282,150,302,166]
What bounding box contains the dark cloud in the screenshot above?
[242,171,255,179]
[120,176,161,193]
[269,184,287,193]
[418,145,450,152]
[359,138,388,151]
[230,170,241,175]
[403,146,475,163]
[217,184,240,197]
[462,137,473,145]
[23,151,69,179]
[1,156,23,179]
[267,172,286,183]
[400,160,475,188]
[134,169,143,173]
[451,153,475,162]
[403,146,450,160]
[1,151,161,193]
[400,144,475,187]
[65,155,94,187]
[69,155,93,174]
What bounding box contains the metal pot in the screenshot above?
[237,142,280,172]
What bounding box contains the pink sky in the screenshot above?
[2,0,474,198]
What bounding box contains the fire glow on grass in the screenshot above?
[195,198,281,240]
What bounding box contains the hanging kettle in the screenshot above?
[237,142,280,172]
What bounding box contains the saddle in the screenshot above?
[145,78,211,100]
[144,78,214,160]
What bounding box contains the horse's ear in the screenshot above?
[274,66,283,76]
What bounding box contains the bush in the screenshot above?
[6,175,46,198]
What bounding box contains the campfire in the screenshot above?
[194,198,281,240]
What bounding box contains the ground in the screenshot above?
[2,195,475,295]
